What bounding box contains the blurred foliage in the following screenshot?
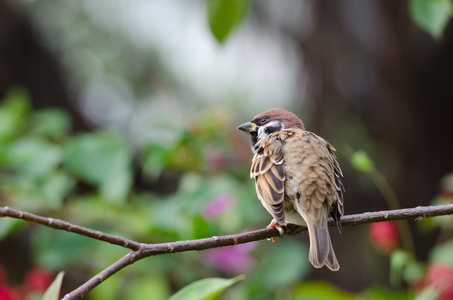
[206,0,453,43]
[350,150,375,173]
[169,275,245,300]
[1,86,453,298]
[351,148,453,300]
[409,0,453,40]
[0,88,310,299]
[63,132,132,204]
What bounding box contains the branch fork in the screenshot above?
[2,204,453,299]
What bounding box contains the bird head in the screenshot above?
[237,108,305,153]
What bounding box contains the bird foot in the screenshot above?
[266,219,285,246]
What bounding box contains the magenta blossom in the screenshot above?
[203,240,258,273]
[202,193,235,220]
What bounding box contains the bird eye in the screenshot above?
[260,117,270,124]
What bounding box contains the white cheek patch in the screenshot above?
[259,120,284,140]
[257,126,268,143]
[252,120,285,153]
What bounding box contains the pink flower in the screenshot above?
[24,268,53,292]
[207,147,227,170]
[369,221,400,254]
[419,264,453,300]
[202,194,235,220]
[203,241,258,273]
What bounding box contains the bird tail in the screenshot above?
[306,220,340,271]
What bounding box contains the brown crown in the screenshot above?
[253,108,305,130]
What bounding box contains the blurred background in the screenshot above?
[1,0,453,299]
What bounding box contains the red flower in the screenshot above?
[0,285,21,300]
[421,263,453,300]
[368,221,400,254]
[24,268,53,293]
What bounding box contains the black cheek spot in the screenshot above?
[265,125,280,135]
[251,132,258,144]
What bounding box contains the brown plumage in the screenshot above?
[238,108,344,271]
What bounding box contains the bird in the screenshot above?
[237,108,344,271]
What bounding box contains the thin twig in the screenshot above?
[0,206,141,251]
[2,204,453,299]
[62,249,149,300]
[338,204,453,226]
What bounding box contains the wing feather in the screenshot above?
[324,140,345,231]
[263,169,284,194]
[251,133,286,224]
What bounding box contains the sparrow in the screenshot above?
[238,108,344,271]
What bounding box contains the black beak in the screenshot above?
[237,122,258,133]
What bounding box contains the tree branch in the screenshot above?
[0,206,142,251]
[62,249,149,299]
[2,204,453,299]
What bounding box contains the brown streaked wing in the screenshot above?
[250,152,275,178]
[251,133,286,224]
[326,142,345,217]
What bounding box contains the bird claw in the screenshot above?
[267,237,279,246]
[266,219,285,246]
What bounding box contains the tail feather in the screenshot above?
[296,202,340,271]
[307,223,340,271]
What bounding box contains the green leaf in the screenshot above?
[351,150,375,173]
[40,171,75,209]
[365,286,413,300]
[207,0,249,43]
[33,229,97,269]
[90,272,124,300]
[0,87,30,141]
[66,196,153,238]
[31,109,71,139]
[63,132,132,203]
[169,275,245,300]
[3,137,62,178]
[403,261,425,284]
[0,218,27,240]
[429,240,453,267]
[142,143,171,179]
[254,240,309,290]
[390,249,410,285]
[125,275,171,300]
[410,0,453,40]
[42,271,65,300]
[243,240,309,300]
[293,281,356,300]
[415,286,440,300]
